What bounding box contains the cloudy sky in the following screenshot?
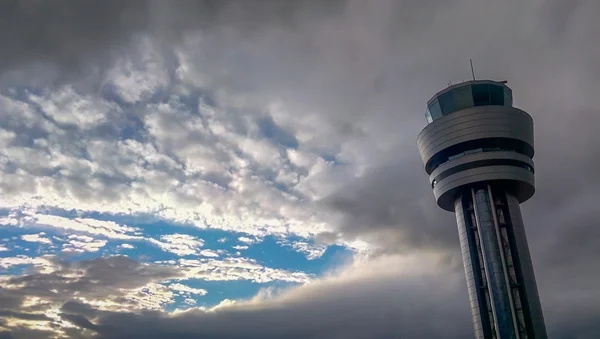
[0,0,598,338]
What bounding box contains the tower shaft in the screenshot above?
[455,184,546,338]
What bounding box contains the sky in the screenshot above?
[0,0,599,338]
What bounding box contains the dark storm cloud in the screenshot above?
[0,257,182,338]
[59,313,99,332]
[0,310,51,322]
[60,301,98,319]
[0,255,473,339]
[56,256,472,339]
[321,155,457,254]
[0,0,342,81]
[0,289,23,311]
[320,0,600,254]
[0,328,54,339]
[4,256,180,302]
[306,0,600,337]
[0,0,146,84]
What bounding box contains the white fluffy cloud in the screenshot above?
[0,212,229,257]
[169,283,208,296]
[0,255,55,272]
[183,298,197,306]
[289,241,327,260]
[21,233,53,245]
[199,249,220,258]
[28,87,115,128]
[237,236,260,245]
[172,257,313,284]
[19,214,141,240]
[62,235,108,253]
[149,234,204,256]
[0,51,358,250]
[106,37,170,104]
[123,282,176,311]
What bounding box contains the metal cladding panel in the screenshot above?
[472,188,516,339]
[505,193,548,338]
[455,196,489,339]
[430,151,534,185]
[417,106,534,167]
[433,166,534,211]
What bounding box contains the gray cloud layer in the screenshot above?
[80,275,470,339]
[0,0,341,84]
[1,0,599,338]
[2,255,472,339]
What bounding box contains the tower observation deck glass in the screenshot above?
[425,81,513,124]
[417,80,547,339]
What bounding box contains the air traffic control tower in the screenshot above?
[417,80,547,339]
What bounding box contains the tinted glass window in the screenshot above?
[453,85,474,111]
[425,108,433,123]
[438,91,455,116]
[490,85,504,105]
[503,87,513,106]
[472,84,490,106]
[428,98,442,120]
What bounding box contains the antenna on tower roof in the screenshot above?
[470,59,476,80]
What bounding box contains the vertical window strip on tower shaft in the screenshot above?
[488,186,521,338]
[499,222,528,337]
[459,195,494,338]
[492,187,538,338]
